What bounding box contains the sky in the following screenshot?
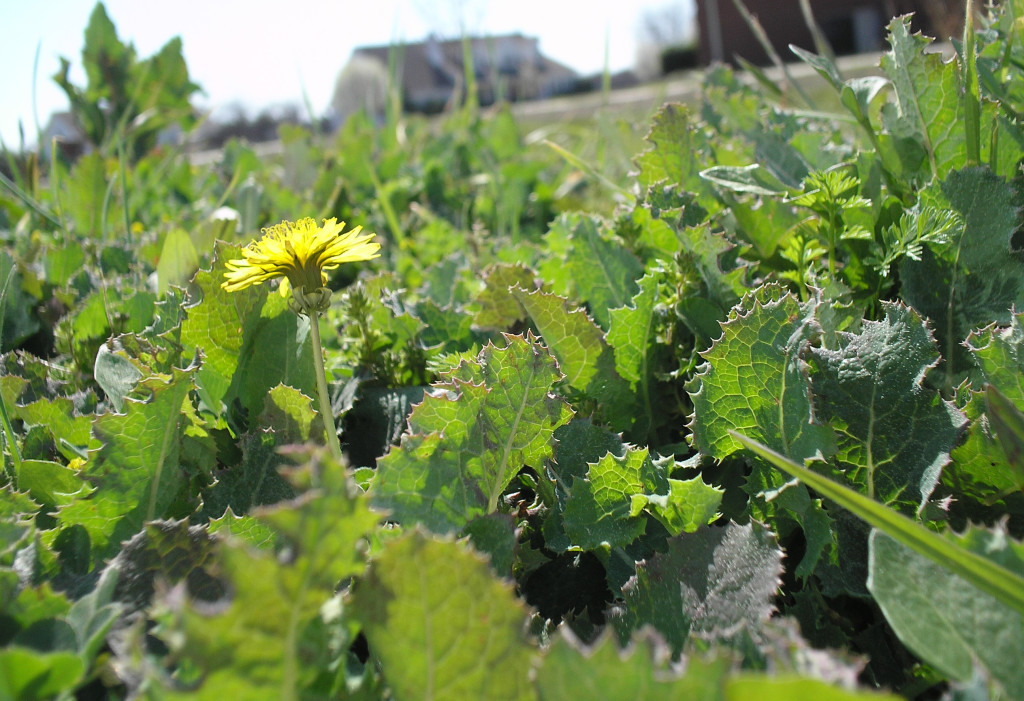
[0,0,696,148]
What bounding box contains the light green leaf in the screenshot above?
[563,447,662,550]
[156,228,200,295]
[688,284,834,462]
[616,522,783,656]
[607,271,659,432]
[700,164,790,196]
[808,303,965,511]
[727,675,904,701]
[511,286,633,430]
[868,530,1024,699]
[880,16,964,178]
[472,263,535,331]
[967,312,1024,407]
[547,214,643,330]
[634,103,703,192]
[639,474,723,537]
[372,335,573,531]
[535,630,729,701]
[257,384,323,445]
[352,530,536,701]
[0,647,84,701]
[60,365,196,562]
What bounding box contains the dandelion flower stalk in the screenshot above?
[222,217,380,461]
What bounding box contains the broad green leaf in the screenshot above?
[637,473,724,537]
[16,459,90,509]
[156,227,200,295]
[900,167,1024,386]
[807,303,965,511]
[607,271,659,434]
[733,431,1024,617]
[0,488,40,558]
[463,512,517,576]
[60,365,196,563]
[257,384,323,445]
[0,647,84,701]
[511,286,633,430]
[563,447,663,550]
[967,312,1024,407]
[946,387,1024,502]
[352,530,536,701]
[181,242,315,418]
[688,284,834,462]
[535,630,729,701]
[545,214,643,330]
[616,522,783,656]
[727,675,904,701]
[372,335,573,532]
[634,103,704,192]
[880,16,964,178]
[65,565,122,664]
[868,530,1024,700]
[472,263,535,331]
[199,432,294,519]
[161,464,377,699]
[14,396,94,460]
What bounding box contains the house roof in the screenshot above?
[352,33,578,103]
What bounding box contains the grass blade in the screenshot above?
[730,430,1024,617]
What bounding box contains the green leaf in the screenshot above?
[160,464,377,699]
[199,432,294,519]
[700,164,790,196]
[93,343,144,413]
[156,228,200,295]
[606,271,659,434]
[17,459,90,509]
[535,630,729,701]
[352,530,536,701]
[634,103,703,192]
[546,214,643,330]
[868,529,1024,699]
[727,675,904,701]
[181,242,315,418]
[733,431,1024,618]
[638,474,724,537]
[563,447,662,550]
[807,303,965,511]
[968,312,1024,407]
[688,284,834,462]
[257,384,323,445]
[880,16,964,178]
[59,365,196,562]
[0,647,84,701]
[472,263,535,331]
[900,167,1024,386]
[511,287,633,430]
[616,522,783,656]
[372,335,573,532]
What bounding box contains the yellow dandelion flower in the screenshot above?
[222,217,380,311]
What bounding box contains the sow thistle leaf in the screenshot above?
[351,530,536,701]
[868,529,1024,700]
[511,286,633,431]
[880,16,963,178]
[542,213,643,330]
[472,263,535,331]
[59,365,197,564]
[606,271,658,433]
[900,167,1024,385]
[372,334,573,533]
[563,446,722,550]
[634,103,705,193]
[534,629,729,701]
[807,303,964,512]
[688,284,834,463]
[159,464,378,699]
[615,521,783,656]
[968,312,1024,407]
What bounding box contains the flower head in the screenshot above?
[222,217,379,313]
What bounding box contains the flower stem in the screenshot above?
[308,309,343,463]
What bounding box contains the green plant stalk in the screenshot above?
[309,309,343,463]
[368,164,407,251]
[962,0,981,167]
[731,430,1024,617]
[0,266,20,487]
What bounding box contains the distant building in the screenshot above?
[342,33,580,115]
[40,111,89,161]
[695,0,960,66]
